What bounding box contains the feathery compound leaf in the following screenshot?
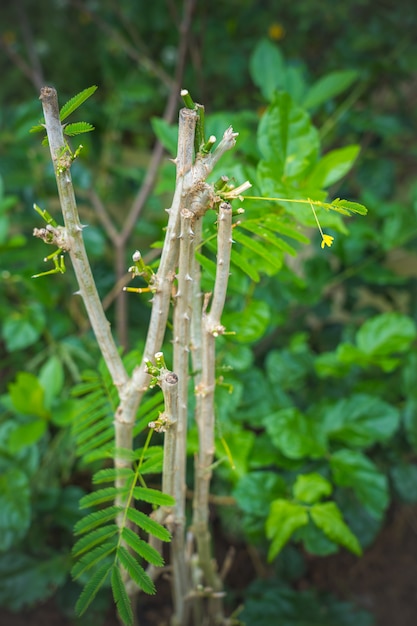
[64,121,95,136]
[74,506,122,535]
[75,562,112,617]
[125,507,171,542]
[79,487,122,509]
[93,467,135,485]
[133,486,175,506]
[60,85,98,122]
[29,122,45,134]
[71,540,117,579]
[72,524,119,557]
[117,546,156,595]
[330,198,368,215]
[121,526,164,567]
[111,565,134,626]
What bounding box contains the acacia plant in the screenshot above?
[32,84,366,625]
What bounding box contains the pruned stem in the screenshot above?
[193,202,233,622]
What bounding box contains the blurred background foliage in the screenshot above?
[1,0,417,624]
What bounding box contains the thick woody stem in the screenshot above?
[193,202,233,620]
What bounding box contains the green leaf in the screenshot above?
[258,92,319,179]
[39,355,64,410]
[233,471,287,517]
[356,312,416,356]
[293,473,332,504]
[133,487,175,507]
[75,562,111,617]
[71,540,117,579]
[328,198,368,216]
[304,69,359,109]
[79,487,121,509]
[266,500,309,560]
[2,303,46,351]
[307,145,360,188]
[263,408,327,459]
[8,372,48,419]
[125,507,171,542]
[151,117,178,155]
[0,553,69,611]
[223,300,270,344]
[233,228,283,272]
[64,121,95,136]
[310,501,362,555]
[323,394,400,448]
[7,419,47,452]
[0,469,31,550]
[111,564,134,626]
[117,546,156,595]
[390,463,417,503]
[330,449,389,519]
[121,527,164,567]
[249,38,286,101]
[92,467,135,485]
[72,524,119,557]
[74,506,121,535]
[59,85,98,122]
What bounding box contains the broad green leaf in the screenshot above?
[304,69,359,109]
[293,473,332,504]
[64,121,95,136]
[8,372,48,419]
[307,145,360,188]
[0,469,31,550]
[7,419,47,452]
[310,502,362,555]
[295,520,339,556]
[2,303,46,351]
[323,394,400,448]
[257,92,319,179]
[330,449,389,519]
[111,564,134,626]
[151,117,178,155]
[59,85,98,122]
[39,355,64,410]
[390,463,417,503]
[249,38,286,101]
[263,408,327,459]
[356,312,416,356]
[233,472,287,518]
[0,553,69,611]
[75,562,111,617]
[223,300,270,344]
[266,500,308,560]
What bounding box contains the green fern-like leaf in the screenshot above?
[72,540,117,579]
[117,546,156,595]
[92,467,135,485]
[72,524,119,557]
[328,198,367,216]
[79,487,124,509]
[133,486,175,507]
[125,507,171,542]
[75,561,112,617]
[64,121,95,136]
[74,506,122,535]
[121,526,164,567]
[59,85,98,122]
[111,564,134,626]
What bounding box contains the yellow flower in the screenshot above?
[268,23,285,41]
[321,234,334,249]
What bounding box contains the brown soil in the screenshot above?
[1,504,417,626]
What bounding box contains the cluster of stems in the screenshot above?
[40,86,237,625]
